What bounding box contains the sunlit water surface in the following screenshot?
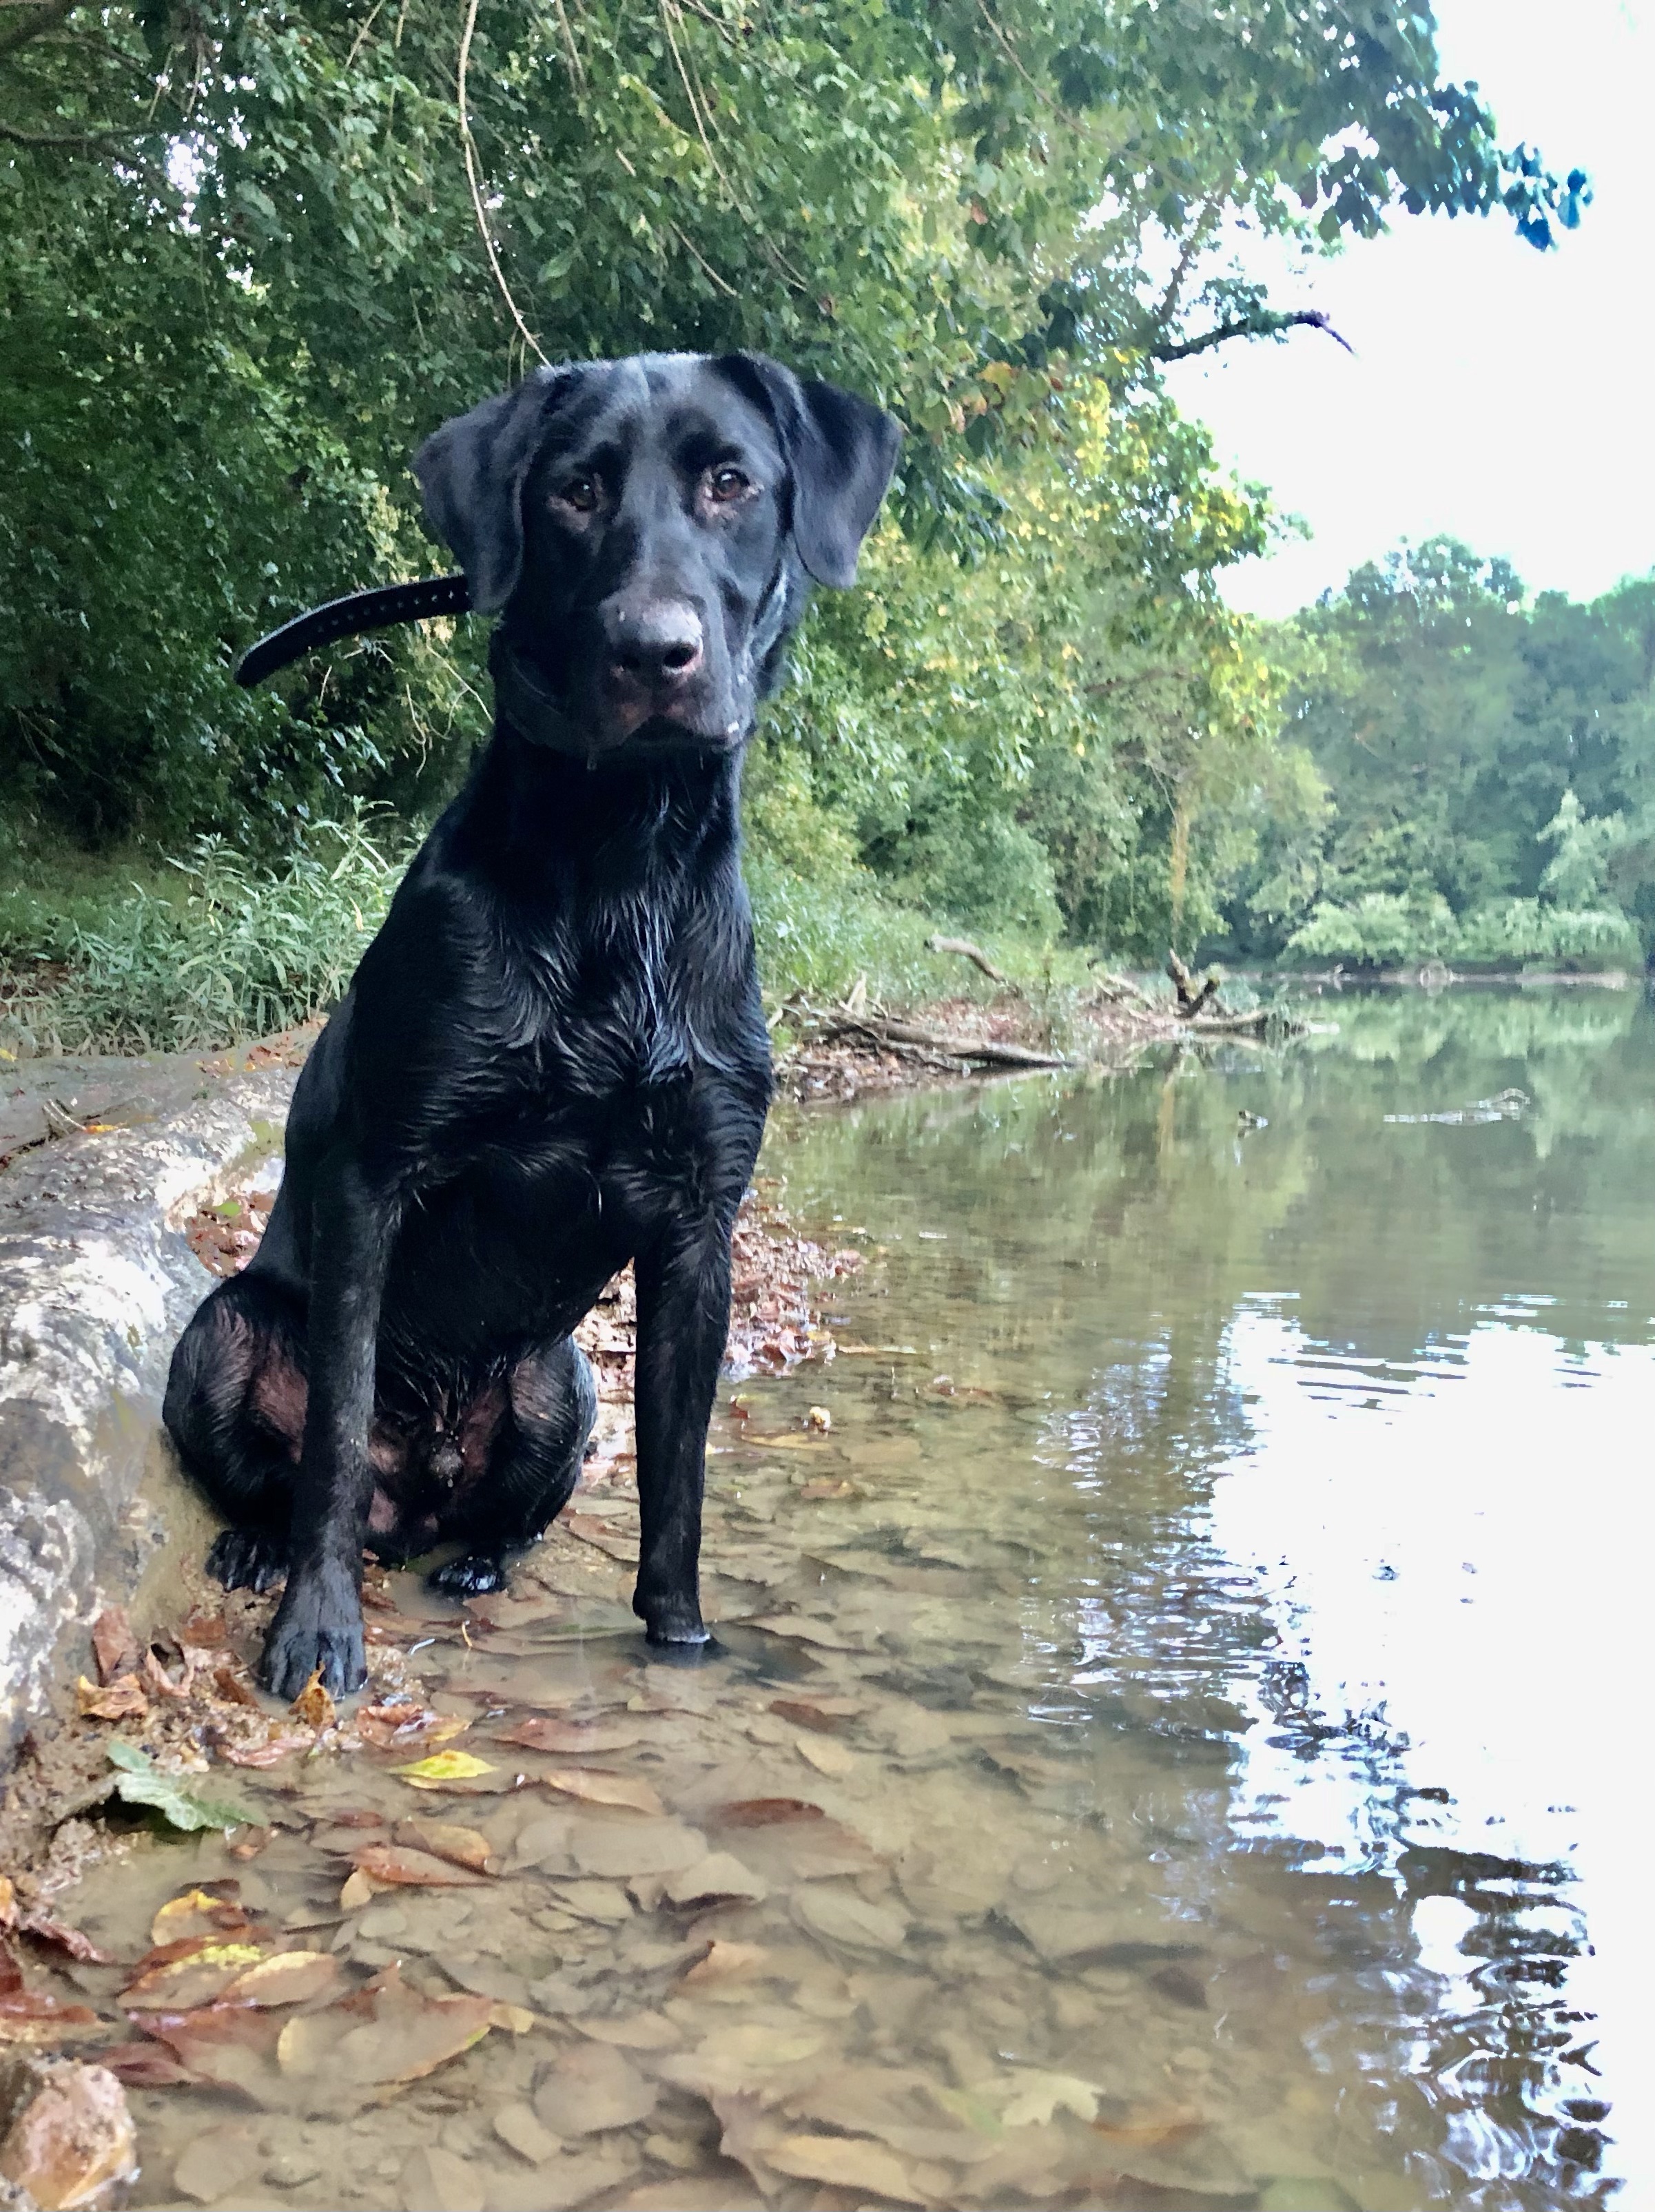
[65,988,1654,2211]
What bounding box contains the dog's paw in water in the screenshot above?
[260,1563,366,1699]
[206,1527,288,1595]
[427,1553,508,1598]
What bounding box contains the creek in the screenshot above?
[48,986,1655,2210]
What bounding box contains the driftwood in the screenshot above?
[1166,949,1222,1020]
[821,1013,1067,1070]
[926,934,1017,989]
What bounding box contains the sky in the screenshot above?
[1162,1,1655,619]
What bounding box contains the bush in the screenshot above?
[1286,890,1643,971]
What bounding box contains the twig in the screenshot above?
[457,0,548,364]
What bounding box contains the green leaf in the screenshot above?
[106,1741,254,1832]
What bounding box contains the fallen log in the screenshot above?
[1185,1006,1307,1040]
[822,1015,1067,1070]
[1166,949,1223,1020]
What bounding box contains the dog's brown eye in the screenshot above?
[557,474,599,513]
[708,466,750,503]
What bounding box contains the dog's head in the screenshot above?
[414,353,901,758]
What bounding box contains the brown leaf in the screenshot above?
[663,1854,768,1908]
[531,2040,657,2135]
[491,1717,646,1755]
[121,1941,269,2012]
[393,1820,495,1874]
[338,1870,379,1912]
[0,1879,14,1931]
[217,1730,314,1768]
[142,1646,201,1700]
[143,2003,285,2095]
[541,1769,664,1817]
[768,2132,932,2204]
[75,1673,148,1722]
[90,1607,137,1686]
[577,2011,680,2051]
[289,1668,336,1733]
[17,1914,112,1967]
[0,2056,138,2207]
[349,1844,486,1890]
[276,1963,495,2089]
[221,1952,338,2008]
[770,1697,859,1733]
[0,1994,101,2046]
[681,1940,768,1989]
[179,1609,230,1648]
[97,2043,194,2087]
[1091,2105,1209,2153]
[713,1797,830,1828]
[150,1892,252,1950]
[210,1660,263,1709]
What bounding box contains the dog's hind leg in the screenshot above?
[428,1338,597,1598]
[164,1275,307,1594]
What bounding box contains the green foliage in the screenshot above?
[1240,544,1655,970]
[106,1741,254,1832]
[47,809,404,1051]
[1,0,1586,1013]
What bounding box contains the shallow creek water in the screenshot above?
[58,986,1654,2211]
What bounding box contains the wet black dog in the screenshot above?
[163,352,900,1698]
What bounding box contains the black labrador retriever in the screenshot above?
[164,351,901,1699]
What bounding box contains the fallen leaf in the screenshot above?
[121,1941,268,2011]
[221,1952,338,2007]
[179,1609,229,1648]
[210,1660,263,1710]
[532,2040,657,2135]
[76,1673,147,1722]
[339,1870,378,1911]
[751,1615,860,1648]
[568,1821,707,1880]
[397,2145,484,2212]
[541,1769,664,1817]
[393,1820,495,1873]
[150,1892,252,1950]
[145,2005,283,2096]
[0,1987,101,2046]
[770,1696,859,1733]
[794,1735,855,1778]
[391,1750,495,1788]
[17,1914,112,1967]
[492,2102,562,2165]
[664,1853,768,1908]
[487,2001,535,2036]
[105,1744,252,1832]
[98,2044,194,2088]
[1091,2105,1208,2152]
[0,1881,13,1930]
[276,1964,496,2087]
[218,1730,314,1768]
[793,1885,909,1954]
[491,1717,646,1755]
[90,1607,137,1685]
[799,1478,861,1500]
[351,1844,487,1889]
[172,2120,260,2205]
[768,2132,930,2204]
[289,1668,336,1732]
[805,1406,832,1431]
[998,2071,1101,2128]
[0,2056,138,2208]
[681,1941,768,1988]
[577,2010,680,2051]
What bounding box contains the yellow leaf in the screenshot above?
[391,1750,495,1787]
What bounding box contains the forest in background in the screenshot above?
[3,0,1640,1051]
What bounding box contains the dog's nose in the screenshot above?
[606,599,705,689]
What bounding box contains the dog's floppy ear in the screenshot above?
[717,355,901,588]
[413,367,574,614]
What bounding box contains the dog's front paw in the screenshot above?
[260,1564,365,1699]
[428,1552,508,1598]
[206,1528,288,1595]
[635,1591,710,1646]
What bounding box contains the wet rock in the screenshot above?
[0,2052,138,2211]
[533,2043,657,2136]
[261,2151,322,2189]
[398,2146,484,2212]
[491,2104,562,2165]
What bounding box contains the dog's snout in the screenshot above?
[605,599,706,689]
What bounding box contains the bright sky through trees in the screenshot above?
[1167,1,1655,617]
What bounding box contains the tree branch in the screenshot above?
[1151,307,1352,364]
[455,0,548,365]
[0,0,74,61]
[0,116,156,147]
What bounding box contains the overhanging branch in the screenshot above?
[1151,307,1353,364]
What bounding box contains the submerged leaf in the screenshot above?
[121,1941,268,2010]
[768,2132,932,2204]
[150,1891,251,1950]
[391,1750,495,1788]
[350,1844,486,1889]
[105,1744,252,1832]
[541,1769,664,1817]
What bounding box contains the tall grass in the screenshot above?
[43,809,404,1052]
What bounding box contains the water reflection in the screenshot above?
[780,985,1655,2206]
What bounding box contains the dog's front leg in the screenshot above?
[631,1221,732,1645]
[261,1149,400,1698]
